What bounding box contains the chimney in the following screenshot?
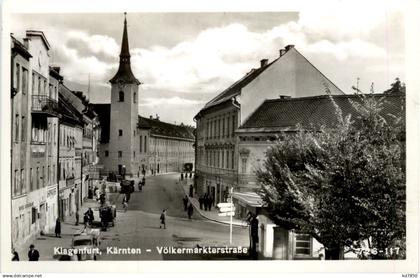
[285,44,295,51]
[260,59,268,68]
[279,49,286,57]
[279,95,291,100]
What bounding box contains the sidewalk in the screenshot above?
[177,179,248,227]
[14,194,120,261]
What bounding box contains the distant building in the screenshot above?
[236,93,405,259]
[94,14,195,178]
[94,14,141,177]
[194,45,344,206]
[137,116,195,175]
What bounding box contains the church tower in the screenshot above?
[108,13,141,177]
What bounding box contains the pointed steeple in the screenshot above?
[110,12,140,85]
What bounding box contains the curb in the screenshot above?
[176,181,248,228]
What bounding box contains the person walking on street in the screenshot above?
[187,203,194,219]
[55,218,61,238]
[75,209,79,226]
[87,208,94,225]
[208,195,213,211]
[183,195,189,211]
[189,184,194,197]
[203,194,208,211]
[83,212,89,228]
[12,249,19,261]
[123,199,128,212]
[28,244,40,261]
[159,209,166,229]
[198,195,203,210]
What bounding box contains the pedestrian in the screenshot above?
[75,209,79,226]
[88,208,94,225]
[83,212,89,228]
[12,249,19,261]
[159,209,166,229]
[189,184,194,197]
[187,203,194,219]
[55,218,61,238]
[123,200,128,212]
[198,195,203,210]
[183,195,189,211]
[203,194,208,211]
[208,195,213,211]
[28,244,40,261]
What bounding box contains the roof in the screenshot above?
[92,104,111,143]
[26,30,51,50]
[232,192,264,208]
[201,60,277,112]
[138,116,195,140]
[11,35,32,60]
[238,94,405,132]
[109,14,140,85]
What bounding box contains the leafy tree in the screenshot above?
[384,78,406,95]
[256,93,405,260]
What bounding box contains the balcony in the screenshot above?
[31,95,58,117]
[66,176,75,187]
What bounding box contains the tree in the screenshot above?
[256,93,405,260]
[384,78,406,95]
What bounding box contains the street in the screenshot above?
[99,173,249,260]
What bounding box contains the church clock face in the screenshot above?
[118,80,126,89]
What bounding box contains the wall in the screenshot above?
[240,48,344,126]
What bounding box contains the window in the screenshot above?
[232,115,236,136]
[144,136,147,152]
[119,129,123,136]
[294,234,312,256]
[54,124,56,144]
[231,150,235,169]
[20,169,25,194]
[133,151,136,158]
[119,91,124,102]
[105,150,109,157]
[42,166,45,187]
[22,68,28,94]
[38,77,41,95]
[14,114,19,142]
[47,166,50,184]
[30,168,33,191]
[14,170,18,195]
[32,73,36,94]
[133,92,137,103]
[227,116,230,138]
[21,116,26,142]
[118,151,122,158]
[36,167,39,189]
[222,117,225,138]
[241,158,247,174]
[221,150,225,168]
[15,63,20,91]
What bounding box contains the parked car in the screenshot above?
[71,234,99,261]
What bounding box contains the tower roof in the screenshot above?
[110,13,140,85]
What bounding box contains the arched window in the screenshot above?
[119,91,124,102]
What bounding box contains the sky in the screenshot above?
[10,6,405,126]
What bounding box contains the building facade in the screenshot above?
[194,45,344,207]
[10,31,100,249]
[235,94,405,259]
[138,116,195,175]
[96,14,141,178]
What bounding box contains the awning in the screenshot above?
[232,192,264,208]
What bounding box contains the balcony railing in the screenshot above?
[31,95,58,117]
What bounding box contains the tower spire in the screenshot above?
[109,12,140,85]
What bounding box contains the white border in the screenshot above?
[1,0,419,274]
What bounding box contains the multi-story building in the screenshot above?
[95,14,141,178]
[137,115,195,175]
[11,34,32,247]
[194,45,344,207]
[10,30,100,249]
[235,93,405,259]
